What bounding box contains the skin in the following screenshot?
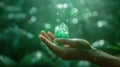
[39,31,120,67]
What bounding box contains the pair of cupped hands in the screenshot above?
[39,31,96,61]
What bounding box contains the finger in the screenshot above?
[39,34,65,57]
[47,31,55,41]
[41,31,48,38]
[41,31,53,42]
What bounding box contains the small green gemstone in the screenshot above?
[55,22,69,38]
[55,22,69,46]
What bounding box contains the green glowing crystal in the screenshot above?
[55,22,69,38]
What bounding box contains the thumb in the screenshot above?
[55,38,91,49]
[55,38,80,48]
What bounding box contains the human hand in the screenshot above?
[39,31,95,60]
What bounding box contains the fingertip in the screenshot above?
[41,30,45,33]
[47,31,51,33]
[39,34,43,38]
[47,31,54,35]
[47,31,55,39]
[41,31,48,37]
[47,31,51,35]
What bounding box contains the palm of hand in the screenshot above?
[39,31,93,60]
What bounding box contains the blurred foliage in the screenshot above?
[0,0,120,67]
[0,55,17,67]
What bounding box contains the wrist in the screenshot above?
[87,48,120,67]
[85,47,100,63]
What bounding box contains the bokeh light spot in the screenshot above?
[97,20,107,28]
[30,16,37,23]
[92,40,105,47]
[29,7,37,15]
[71,18,79,24]
[44,23,52,29]
[56,3,68,9]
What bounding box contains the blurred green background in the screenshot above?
[0,0,120,67]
